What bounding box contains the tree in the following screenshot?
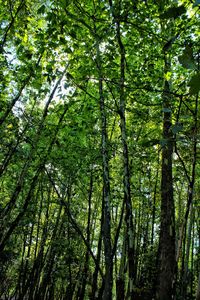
[1,0,200,299]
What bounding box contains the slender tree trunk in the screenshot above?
[90,198,104,300]
[95,34,113,299]
[21,222,35,297]
[25,193,51,300]
[35,206,62,300]
[15,230,27,299]
[116,229,126,300]
[113,6,135,298]
[181,204,194,299]
[151,157,159,246]
[196,271,200,300]
[77,172,93,300]
[176,94,198,298]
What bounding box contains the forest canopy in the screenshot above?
[0,0,200,299]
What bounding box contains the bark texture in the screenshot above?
[157,54,176,300]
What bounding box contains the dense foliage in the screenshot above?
[0,0,200,299]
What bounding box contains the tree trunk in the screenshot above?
[116,230,126,300]
[95,31,113,300]
[77,173,93,300]
[181,204,194,299]
[196,271,200,300]
[90,204,103,300]
[157,53,176,300]
[113,5,135,297]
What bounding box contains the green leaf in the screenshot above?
[64,46,73,53]
[67,72,74,79]
[141,139,160,147]
[193,0,200,7]
[178,45,196,70]
[69,30,77,39]
[160,139,168,147]
[171,123,183,134]
[64,82,69,89]
[188,73,200,95]
[160,5,186,19]
[37,4,46,14]
[162,108,171,113]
